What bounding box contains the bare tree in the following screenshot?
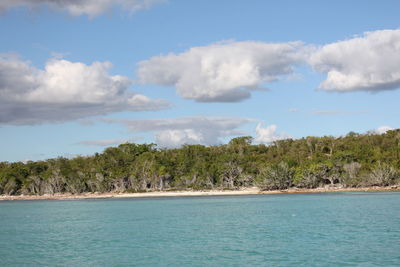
[256,162,293,190]
[341,162,362,187]
[222,161,242,189]
[369,163,398,186]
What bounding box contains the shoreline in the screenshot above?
[0,186,399,201]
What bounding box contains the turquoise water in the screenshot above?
[1,192,399,266]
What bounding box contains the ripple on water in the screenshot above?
[0,192,399,266]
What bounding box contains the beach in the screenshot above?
[0,186,398,201]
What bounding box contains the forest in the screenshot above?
[1,130,399,195]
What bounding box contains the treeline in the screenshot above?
[1,130,400,195]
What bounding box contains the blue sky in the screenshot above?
[0,0,399,162]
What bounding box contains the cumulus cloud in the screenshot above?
[138,41,308,102]
[310,29,400,92]
[0,0,164,17]
[0,54,170,125]
[254,123,290,144]
[78,137,141,147]
[102,116,253,148]
[375,126,394,134]
[155,129,205,148]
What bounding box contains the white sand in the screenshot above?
[0,186,398,201]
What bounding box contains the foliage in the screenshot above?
[256,162,293,190]
[1,130,400,195]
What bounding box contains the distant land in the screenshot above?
[1,130,400,198]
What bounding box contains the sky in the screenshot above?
[0,0,399,162]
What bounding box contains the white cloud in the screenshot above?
[103,116,253,148]
[138,41,308,102]
[310,29,400,92]
[375,126,394,134]
[0,54,170,125]
[0,0,164,17]
[78,137,140,147]
[155,129,205,148]
[254,123,290,144]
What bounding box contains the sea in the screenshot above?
[1,192,399,266]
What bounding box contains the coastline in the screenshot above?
[0,186,399,201]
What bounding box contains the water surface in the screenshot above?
[1,192,399,266]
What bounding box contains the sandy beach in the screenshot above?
[0,186,398,201]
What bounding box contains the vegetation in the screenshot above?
[1,130,400,195]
